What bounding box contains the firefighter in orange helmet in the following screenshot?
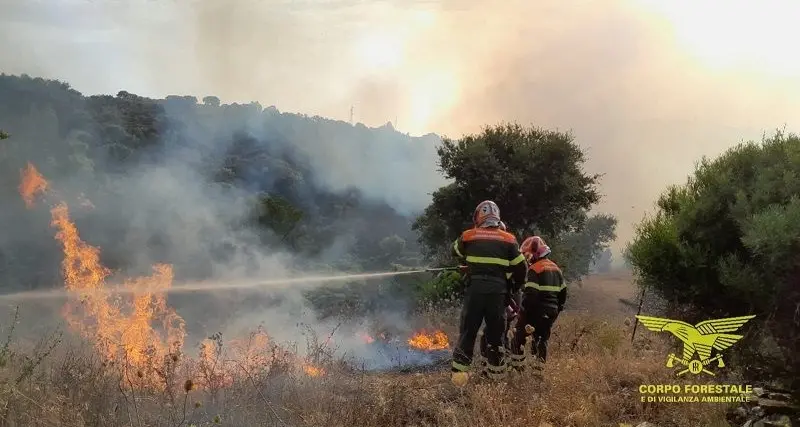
[510,236,566,369]
[451,201,527,381]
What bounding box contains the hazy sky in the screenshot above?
[2,0,799,251]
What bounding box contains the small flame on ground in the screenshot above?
[407,330,450,351]
[194,328,326,390]
[357,331,375,344]
[19,162,48,208]
[303,364,324,377]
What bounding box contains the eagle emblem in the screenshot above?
[635,315,756,376]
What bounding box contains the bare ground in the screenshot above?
[567,270,640,317]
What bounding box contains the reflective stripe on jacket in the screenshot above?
[523,258,566,310]
[452,227,527,293]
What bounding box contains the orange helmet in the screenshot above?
[520,236,550,261]
[473,200,501,227]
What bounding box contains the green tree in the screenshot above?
[591,247,613,273]
[413,123,604,264]
[202,96,221,107]
[626,131,800,388]
[253,194,305,248]
[416,270,463,304]
[0,130,7,140]
[550,213,617,281]
[379,234,405,260]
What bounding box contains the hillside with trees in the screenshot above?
[0,74,437,292]
[0,74,616,302]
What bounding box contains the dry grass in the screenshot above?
[0,310,733,427]
[0,274,736,426]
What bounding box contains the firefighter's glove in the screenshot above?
[505,305,518,319]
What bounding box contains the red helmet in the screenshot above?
[473,200,501,227]
[520,236,550,261]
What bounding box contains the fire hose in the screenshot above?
[424,266,468,272]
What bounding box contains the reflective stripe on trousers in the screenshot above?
[508,352,525,369]
[485,356,508,380]
[452,361,470,372]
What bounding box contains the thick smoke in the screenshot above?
[3,0,798,253]
[0,84,437,367]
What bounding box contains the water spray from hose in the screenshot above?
[0,267,465,301]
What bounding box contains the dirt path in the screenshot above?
[566,270,640,318]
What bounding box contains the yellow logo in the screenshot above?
[635,314,756,376]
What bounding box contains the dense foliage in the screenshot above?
[412,123,617,281]
[626,132,800,388]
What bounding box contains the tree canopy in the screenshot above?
[626,131,800,387]
[413,123,616,281]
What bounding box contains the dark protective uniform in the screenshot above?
[479,273,517,357]
[511,256,566,365]
[451,227,527,376]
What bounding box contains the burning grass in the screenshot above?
[0,311,733,427]
[407,330,449,351]
[19,165,452,388]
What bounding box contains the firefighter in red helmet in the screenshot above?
[451,201,527,381]
[510,235,566,369]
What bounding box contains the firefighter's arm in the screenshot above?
[452,234,466,262]
[508,243,527,291]
[509,288,521,311]
[557,270,567,312]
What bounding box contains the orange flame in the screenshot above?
[407,330,450,351]
[51,201,185,387]
[20,162,327,390]
[357,331,375,344]
[228,327,286,380]
[196,338,234,389]
[195,328,326,387]
[303,364,324,377]
[19,162,49,208]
